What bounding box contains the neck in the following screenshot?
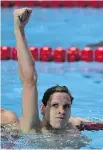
[42,117,53,130]
[41,117,68,133]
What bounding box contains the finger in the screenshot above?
[21,10,27,22]
[26,9,32,19]
[18,14,23,22]
[21,9,31,22]
[27,8,32,13]
[22,9,32,23]
[18,15,22,22]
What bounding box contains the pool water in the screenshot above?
[1,128,90,149]
[1,7,103,149]
[1,7,103,48]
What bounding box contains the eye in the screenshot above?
[51,104,58,108]
[63,104,70,109]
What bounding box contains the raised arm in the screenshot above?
[14,8,40,132]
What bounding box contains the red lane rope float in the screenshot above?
[80,47,93,62]
[1,1,103,8]
[1,1,14,7]
[40,1,59,8]
[1,46,103,62]
[26,1,40,7]
[87,1,103,8]
[11,47,18,60]
[95,47,103,62]
[40,46,52,61]
[67,47,80,62]
[53,47,66,62]
[77,122,103,131]
[14,1,40,7]
[0,46,11,60]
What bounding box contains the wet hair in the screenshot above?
[42,85,74,106]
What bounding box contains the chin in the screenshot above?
[52,123,65,130]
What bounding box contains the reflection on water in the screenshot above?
[16,132,90,149]
[1,127,90,149]
[36,62,103,74]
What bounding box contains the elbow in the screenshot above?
[22,63,37,82]
[23,71,37,85]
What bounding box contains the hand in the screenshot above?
[13,7,32,29]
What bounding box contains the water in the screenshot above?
[1,7,103,48]
[1,131,90,149]
[1,7,103,149]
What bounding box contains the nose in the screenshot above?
[58,106,65,115]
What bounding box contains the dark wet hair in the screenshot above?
[42,85,74,106]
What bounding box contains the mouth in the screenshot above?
[56,117,64,120]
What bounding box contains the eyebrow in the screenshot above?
[63,104,71,106]
[51,102,71,105]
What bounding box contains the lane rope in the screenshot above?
[1,46,103,62]
[1,1,103,8]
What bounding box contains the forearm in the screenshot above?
[14,27,36,82]
[76,118,103,131]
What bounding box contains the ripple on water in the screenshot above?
[93,80,102,84]
[83,75,92,79]
[1,125,91,149]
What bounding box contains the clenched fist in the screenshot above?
[13,7,32,29]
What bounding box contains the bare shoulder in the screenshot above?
[69,117,90,126]
[0,108,19,125]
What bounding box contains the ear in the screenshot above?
[40,103,46,115]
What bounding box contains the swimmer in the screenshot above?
[1,8,103,133]
[86,41,103,47]
[1,108,19,125]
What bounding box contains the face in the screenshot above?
[42,92,72,129]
